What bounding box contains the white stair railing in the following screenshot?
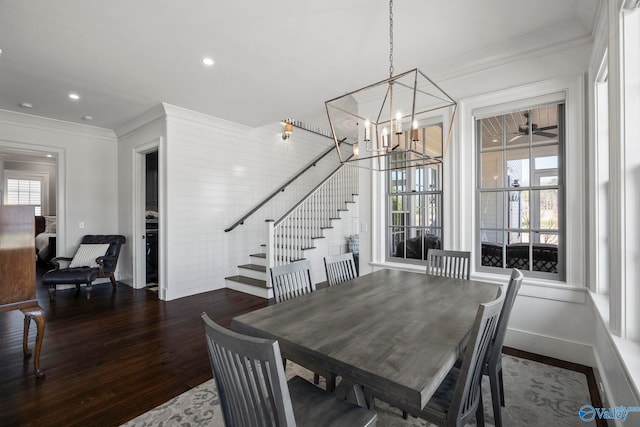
[266,165,358,274]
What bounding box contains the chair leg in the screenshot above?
[489,370,503,427]
[327,373,337,392]
[48,286,56,301]
[476,397,486,427]
[109,273,117,289]
[85,283,92,300]
[313,373,320,385]
[498,367,505,406]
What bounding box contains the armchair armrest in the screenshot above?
[96,255,117,276]
[49,256,73,270]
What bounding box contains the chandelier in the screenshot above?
[325,0,457,171]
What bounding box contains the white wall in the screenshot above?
[162,104,339,300]
[0,110,118,260]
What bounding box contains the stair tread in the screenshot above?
[225,275,268,288]
[250,253,267,258]
[238,264,267,272]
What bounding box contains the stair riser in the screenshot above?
[237,267,267,281]
[249,255,267,267]
[225,279,272,299]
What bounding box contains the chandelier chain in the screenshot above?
[389,0,394,78]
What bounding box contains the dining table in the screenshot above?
[231,268,501,414]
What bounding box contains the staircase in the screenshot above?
[225,165,359,299]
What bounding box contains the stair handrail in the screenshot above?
[224,141,340,233]
[274,162,346,227]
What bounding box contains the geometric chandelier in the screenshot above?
[325,0,457,171]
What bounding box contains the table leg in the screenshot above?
[21,306,45,378]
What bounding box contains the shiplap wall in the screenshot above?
[163,105,339,300]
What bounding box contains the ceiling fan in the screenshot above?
[508,112,557,142]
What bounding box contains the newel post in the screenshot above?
[266,220,275,287]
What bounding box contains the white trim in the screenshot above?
[0,109,115,141]
[133,138,162,291]
[504,328,595,367]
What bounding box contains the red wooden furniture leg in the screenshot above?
[21,306,45,378]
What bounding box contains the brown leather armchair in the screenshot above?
[42,235,126,300]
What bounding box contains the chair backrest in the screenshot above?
[270,260,315,304]
[426,249,471,280]
[324,252,357,287]
[450,288,505,425]
[201,313,296,427]
[485,269,523,370]
[81,235,126,273]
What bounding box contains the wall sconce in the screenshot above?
[282,122,293,140]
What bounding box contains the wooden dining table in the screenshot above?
[231,268,501,414]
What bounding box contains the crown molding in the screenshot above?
[114,103,167,139]
[0,109,116,141]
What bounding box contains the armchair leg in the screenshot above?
[85,283,92,300]
[48,286,56,301]
[109,273,117,290]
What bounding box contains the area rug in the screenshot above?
[122,355,592,426]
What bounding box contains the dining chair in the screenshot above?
[201,313,378,427]
[324,252,357,286]
[415,287,505,427]
[270,259,337,391]
[271,260,316,303]
[484,268,523,427]
[426,249,471,280]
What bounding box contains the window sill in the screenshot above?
[590,292,640,403]
[371,262,587,303]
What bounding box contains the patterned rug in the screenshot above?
[122,355,592,426]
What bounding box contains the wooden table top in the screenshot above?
[231,268,500,412]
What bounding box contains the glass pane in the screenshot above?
[530,104,559,145]
[479,115,503,150]
[480,151,503,189]
[533,145,559,186]
[414,168,424,192]
[427,165,441,191]
[427,193,442,228]
[479,191,504,230]
[507,234,530,270]
[389,170,407,193]
[424,124,443,158]
[506,110,530,148]
[481,239,504,268]
[390,227,406,256]
[532,232,559,273]
[532,189,559,230]
[506,148,530,187]
[511,190,531,229]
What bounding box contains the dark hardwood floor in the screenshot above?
[0,264,268,427]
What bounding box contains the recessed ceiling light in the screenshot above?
[19,102,33,108]
[68,93,80,100]
[83,115,93,121]
[46,154,53,158]
[202,57,214,67]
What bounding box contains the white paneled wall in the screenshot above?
[163,105,339,300]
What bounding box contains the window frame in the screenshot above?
[475,103,565,281]
[386,120,445,265]
[3,170,49,216]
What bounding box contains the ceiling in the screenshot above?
[0,0,599,134]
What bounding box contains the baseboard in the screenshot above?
[505,327,595,367]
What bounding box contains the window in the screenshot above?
[5,177,43,216]
[387,123,443,263]
[476,103,564,280]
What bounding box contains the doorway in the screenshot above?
[144,150,159,289]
